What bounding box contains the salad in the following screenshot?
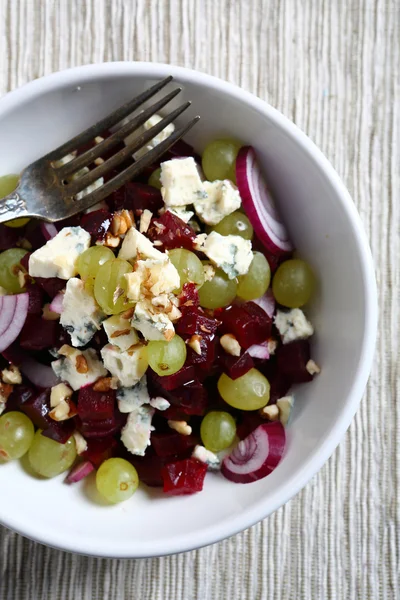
[0,118,319,504]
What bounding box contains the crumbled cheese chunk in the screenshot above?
[139,209,153,233]
[192,445,221,470]
[125,113,175,160]
[102,314,139,352]
[119,227,166,262]
[132,300,175,341]
[196,231,253,279]
[306,359,321,375]
[167,207,194,223]
[50,382,73,408]
[194,179,241,225]
[1,365,22,385]
[60,278,105,347]
[28,227,91,280]
[117,376,150,413]
[220,333,241,357]
[149,396,170,411]
[100,343,148,387]
[121,405,155,456]
[73,431,88,455]
[125,258,180,301]
[277,396,294,426]
[161,157,206,207]
[168,420,192,436]
[52,348,107,391]
[274,309,314,344]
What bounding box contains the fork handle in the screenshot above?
[0,191,30,225]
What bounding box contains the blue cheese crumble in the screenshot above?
[160,157,206,207]
[121,405,155,456]
[132,300,175,341]
[51,347,107,391]
[194,180,241,225]
[125,113,175,160]
[60,278,105,347]
[197,231,253,279]
[100,343,148,387]
[274,309,314,344]
[102,314,139,352]
[117,376,150,413]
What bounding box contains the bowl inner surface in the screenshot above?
[0,63,376,557]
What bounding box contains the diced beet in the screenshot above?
[162,458,208,495]
[0,224,22,250]
[82,436,118,468]
[276,340,313,384]
[168,381,209,416]
[236,411,265,440]
[41,419,75,444]
[185,334,217,367]
[148,365,196,393]
[147,211,196,251]
[77,413,126,438]
[175,309,218,336]
[178,282,199,309]
[77,386,116,421]
[80,209,111,242]
[129,452,166,487]
[162,139,201,162]
[26,284,44,315]
[151,432,198,458]
[217,302,272,349]
[24,222,48,250]
[269,372,293,403]
[35,277,66,299]
[6,384,36,411]
[109,182,163,213]
[218,351,254,380]
[19,252,30,272]
[19,315,59,351]
[20,389,51,429]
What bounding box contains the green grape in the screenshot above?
[272,258,315,308]
[148,167,162,190]
[198,265,237,309]
[237,252,271,301]
[147,335,187,376]
[28,430,76,478]
[200,411,236,452]
[0,175,30,228]
[94,258,135,315]
[202,139,242,182]
[96,458,139,504]
[218,369,270,411]
[0,412,34,461]
[0,248,28,293]
[168,248,205,293]
[212,211,253,240]
[76,246,114,285]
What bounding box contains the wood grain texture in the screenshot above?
[0,1,398,598]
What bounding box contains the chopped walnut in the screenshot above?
[139,209,153,233]
[18,238,32,251]
[50,382,73,408]
[187,334,202,355]
[94,157,104,166]
[220,334,241,357]
[168,420,192,436]
[306,359,321,375]
[49,398,77,421]
[75,354,89,374]
[153,240,163,247]
[1,364,22,385]
[58,344,79,358]
[110,209,134,236]
[110,328,131,338]
[167,304,182,322]
[18,269,29,289]
[267,339,278,355]
[73,431,88,455]
[42,303,61,321]
[0,381,13,404]
[121,307,135,320]
[94,135,104,145]
[260,404,280,420]
[97,232,121,248]
[93,377,115,392]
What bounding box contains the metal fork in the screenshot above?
[0,76,200,224]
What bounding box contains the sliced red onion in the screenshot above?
[49,291,65,314]
[246,341,270,360]
[236,146,293,254]
[20,356,60,388]
[40,222,58,241]
[66,460,94,484]
[0,293,29,353]
[221,422,286,483]
[251,289,276,318]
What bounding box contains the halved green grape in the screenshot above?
[96,458,139,504]
[272,258,315,308]
[212,211,253,240]
[0,175,30,228]
[147,335,187,376]
[148,167,162,190]
[198,265,237,309]
[76,246,114,286]
[94,258,135,315]
[0,412,34,461]
[200,411,236,452]
[237,252,271,301]
[168,248,205,293]
[28,431,77,478]
[218,369,270,411]
[0,248,28,293]
[202,139,242,182]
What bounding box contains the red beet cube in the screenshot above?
[178,282,199,309]
[151,432,198,458]
[77,386,116,421]
[35,277,66,299]
[41,420,75,444]
[20,389,51,429]
[6,384,36,411]
[109,182,164,213]
[175,310,218,336]
[148,365,196,393]
[147,211,196,251]
[20,315,59,351]
[168,381,209,416]
[129,453,166,487]
[236,412,265,440]
[82,436,118,468]
[218,303,272,349]
[77,413,125,438]
[80,209,111,242]
[162,458,208,495]
[185,334,217,367]
[218,351,254,380]
[26,284,44,315]
[269,372,293,403]
[0,224,22,251]
[162,138,200,161]
[276,340,313,383]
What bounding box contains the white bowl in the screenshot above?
[0,62,377,558]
